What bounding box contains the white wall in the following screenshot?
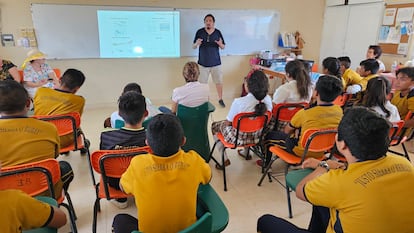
[0,0,325,108]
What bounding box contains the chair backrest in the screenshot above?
[33,112,81,148]
[53,68,61,79]
[300,128,338,160]
[272,102,308,122]
[0,159,60,199]
[333,93,350,107]
[179,212,212,233]
[232,111,271,133]
[390,111,414,146]
[131,212,212,233]
[91,146,151,196]
[33,112,81,136]
[177,102,214,162]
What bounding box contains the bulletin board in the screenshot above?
[378,3,414,55]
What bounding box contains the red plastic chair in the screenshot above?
[272,102,308,130]
[32,112,94,185]
[258,128,338,218]
[90,146,152,233]
[388,111,413,161]
[209,111,271,191]
[333,93,351,107]
[0,159,77,232]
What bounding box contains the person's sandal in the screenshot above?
[237,149,252,160]
[215,159,231,170]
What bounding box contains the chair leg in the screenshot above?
[402,143,411,161]
[59,202,78,233]
[209,140,221,167]
[257,155,277,186]
[64,190,77,220]
[222,148,228,191]
[284,165,293,218]
[92,198,100,233]
[86,148,96,186]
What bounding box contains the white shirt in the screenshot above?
[272,80,313,104]
[172,81,209,107]
[370,101,400,122]
[110,98,161,128]
[226,93,273,122]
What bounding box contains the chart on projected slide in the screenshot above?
[97,10,180,58]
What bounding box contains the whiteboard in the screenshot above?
[31,4,280,59]
[179,9,280,56]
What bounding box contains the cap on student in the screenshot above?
[22,49,47,69]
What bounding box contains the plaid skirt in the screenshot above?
[211,118,275,146]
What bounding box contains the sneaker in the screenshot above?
[218,99,225,107]
[110,199,128,209]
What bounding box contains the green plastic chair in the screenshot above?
[115,117,151,129]
[131,212,212,233]
[23,196,58,233]
[131,184,228,233]
[177,102,215,162]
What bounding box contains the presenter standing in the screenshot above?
[193,14,226,107]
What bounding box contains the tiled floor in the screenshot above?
[57,99,413,233]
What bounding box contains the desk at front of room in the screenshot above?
[252,64,286,95]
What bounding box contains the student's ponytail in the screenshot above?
[248,70,269,115]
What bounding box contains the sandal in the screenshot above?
[215,159,231,170]
[237,149,252,160]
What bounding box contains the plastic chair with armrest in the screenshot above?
[32,112,94,185]
[91,146,152,233]
[209,111,271,191]
[388,111,414,161]
[0,159,77,233]
[131,183,228,233]
[258,128,338,218]
[131,212,212,233]
[177,102,215,162]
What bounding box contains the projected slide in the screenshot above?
[97,10,180,58]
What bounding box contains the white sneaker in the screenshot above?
[110,199,128,209]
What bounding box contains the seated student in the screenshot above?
[112,114,211,233]
[272,60,313,104]
[391,67,414,127]
[356,76,400,122]
[211,70,273,167]
[337,56,363,94]
[1,168,67,232]
[22,49,58,98]
[106,82,160,128]
[33,68,86,148]
[0,58,21,82]
[263,75,343,166]
[321,57,342,85]
[169,61,209,114]
[257,107,414,233]
[358,59,380,91]
[366,44,386,73]
[0,80,73,194]
[100,91,148,209]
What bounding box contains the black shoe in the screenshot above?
[218,99,225,107]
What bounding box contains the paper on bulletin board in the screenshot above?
[396,7,414,22]
[378,26,390,43]
[386,27,401,44]
[397,43,409,55]
[383,8,396,25]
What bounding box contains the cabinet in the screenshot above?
[319,2,384,70]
